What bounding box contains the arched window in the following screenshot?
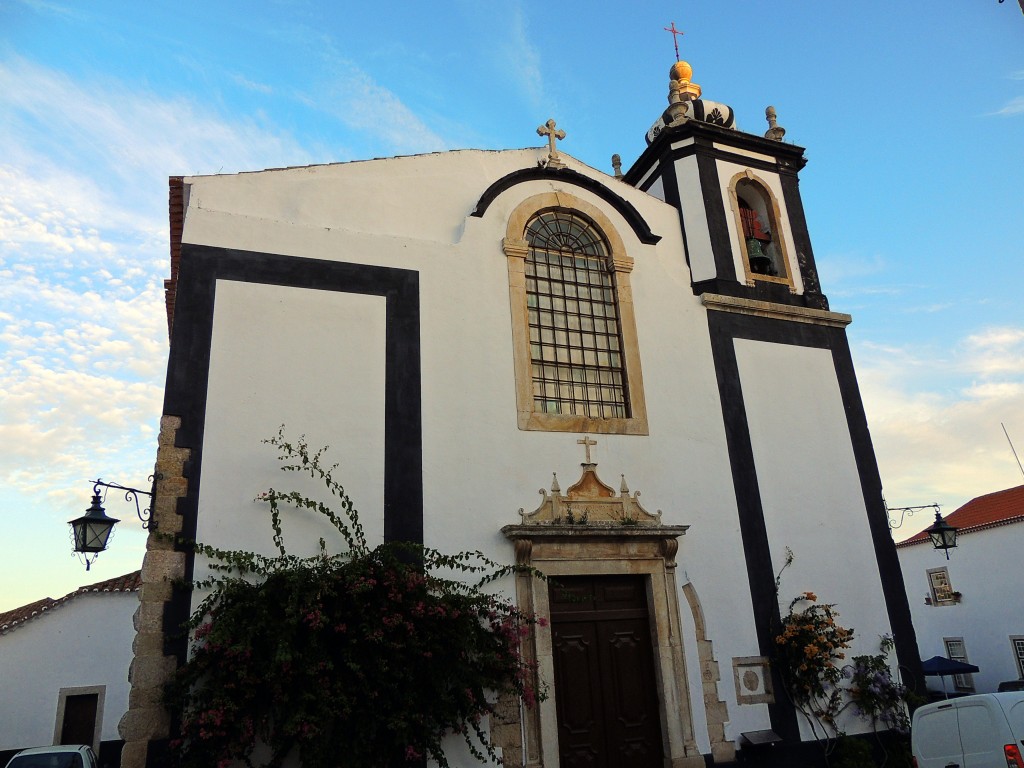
[730,175,793,287]
[525,210,628,419]
[503,192,648,434]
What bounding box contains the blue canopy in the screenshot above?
[920,655,980,676]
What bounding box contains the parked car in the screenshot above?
[3,746,98,768]
[912,691,1024,768]
[999,680,1024,692]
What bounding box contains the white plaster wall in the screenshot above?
[716,160,804,294]
[175,149,892,755]
[0,593,136,750]
[671,154,716,283]
[899,523,1024,694]
[646,174,666,202]
[735,340,893,737]
[196,281,386,591]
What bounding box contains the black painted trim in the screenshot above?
[470,166,661,245]
[159,244,423,659]
[694,139,737,282]
[829,331,925,697]
[778,173,829,310]
[657,158,691,270]
[624,119,807,188]
[707,311,922,740]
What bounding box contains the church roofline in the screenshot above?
[623,118,808,187]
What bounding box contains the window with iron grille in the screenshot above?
[944,637,974,691]
[524,210,629,419]
[1012,637,1024,679]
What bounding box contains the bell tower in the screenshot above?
[623,59,829,312]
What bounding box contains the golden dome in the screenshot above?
[670,60,693,82]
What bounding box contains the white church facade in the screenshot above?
[119,60,919,768]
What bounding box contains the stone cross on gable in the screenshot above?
[577,435,597,464]
[537,118,566,168]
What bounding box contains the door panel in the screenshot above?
[550,576,663,768]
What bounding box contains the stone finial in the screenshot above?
[611,154,623,178]
[537,118,566,168]
[764,106,786,141]
[667,59,701,125]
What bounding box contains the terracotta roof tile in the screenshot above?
[0,570,141,635]
[897,485,1024,547]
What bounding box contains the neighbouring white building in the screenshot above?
[0,571,140,767]
[119,57,921,768]
[897,485,1024,697]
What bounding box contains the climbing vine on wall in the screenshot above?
[164,429,542,768]
[773,549,916,766]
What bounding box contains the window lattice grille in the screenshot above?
[525,210,629,419]
[944,638,973,690]
[1013,638,1024,678]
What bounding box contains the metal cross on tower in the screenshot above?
[664,21,684,61]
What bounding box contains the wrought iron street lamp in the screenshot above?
[886,501,959,558]
[925,511,959,560]
[68,478,155,570]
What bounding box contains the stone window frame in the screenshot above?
[726,171,796,290]
[53,685,105,753]
[503,192,648,434]
[501,526,704,768]
[1011,636,1024,679]
[943,637,974,691]
[927,566,955,605]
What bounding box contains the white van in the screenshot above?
[912,692,1024,768]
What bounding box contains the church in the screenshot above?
[118,55,919,768]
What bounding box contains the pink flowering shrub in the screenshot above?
[165,430,542,768]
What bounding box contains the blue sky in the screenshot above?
[1,0,1022,611]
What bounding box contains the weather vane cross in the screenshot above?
[664,21,684,61]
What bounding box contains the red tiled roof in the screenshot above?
[897,485,1024,547]
[0,570,142,635]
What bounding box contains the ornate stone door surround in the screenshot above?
[499,458,705,768]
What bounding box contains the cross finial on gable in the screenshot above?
[577,435,597,464]
[664,21,684,61]
[537,118,566,168]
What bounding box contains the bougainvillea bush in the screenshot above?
[165,430,541,768]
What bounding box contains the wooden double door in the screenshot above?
[549,575,664,768]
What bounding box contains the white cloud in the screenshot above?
[991,95,1024,116]
[319,64,449,155]
[501,5,544,109]
[856,325,1024,515]
[0,57,314,210]
[0,57,312,532]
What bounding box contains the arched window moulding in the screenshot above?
[503,191,649,435]
[727,170,798,291]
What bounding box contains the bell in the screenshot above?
[746,238,775,276]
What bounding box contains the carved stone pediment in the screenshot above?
[517,461,663,527]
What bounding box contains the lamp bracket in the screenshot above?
[92,475,161,529]
[885,502,940,530]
